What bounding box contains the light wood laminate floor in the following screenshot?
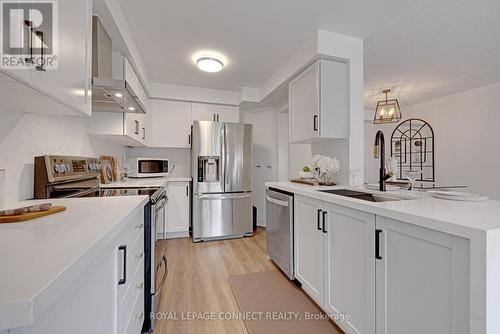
[153,228,277,334]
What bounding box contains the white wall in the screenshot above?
[0,113,125,206]
[364,82,500,199]
[277,111,289,181]
[241,108,279,226]
[126,147,191,177]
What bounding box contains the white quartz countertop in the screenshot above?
[100,176,192,188]
[0,196,149,330]
[266,182,500,236]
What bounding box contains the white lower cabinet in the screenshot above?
[323,203,375,334]
[294,195,324,305]
[375,216,469,334]
[7,209,145,334]
[294,195,470,334]
[165,181,190,238]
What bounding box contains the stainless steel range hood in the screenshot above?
[91,15,145,114]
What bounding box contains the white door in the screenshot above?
[294,195,324,306]
[29,0,92,116]
[323,203,376,334]
[376,216,469,334]
[192,102,218,122]
[289,61,318,143]
[217,105,239,122]
[166,182,190,236]
[150,99,192,148]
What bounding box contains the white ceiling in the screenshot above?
[119,0,500,108]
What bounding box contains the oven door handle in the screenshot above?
[155,255,167,295]
[155,197,167,211]
[60,187,100,198]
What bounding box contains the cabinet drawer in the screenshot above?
[119,258,145,334]
[124,289,146,334]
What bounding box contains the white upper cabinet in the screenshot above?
[87,111,146,147]
[289,59,348,143]
[150,99,192,148]
[149,101,238,148]
[375,216,469,334]
[217,105,239,123]
[192,103,218,121]
[192,103,239,123]
[0,0,92,116]
[113,54,148,114]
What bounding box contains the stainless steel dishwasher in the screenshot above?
[266,187,294,279]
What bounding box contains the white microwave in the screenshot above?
[127,158,171,178]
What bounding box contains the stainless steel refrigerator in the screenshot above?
[191,121,253,242]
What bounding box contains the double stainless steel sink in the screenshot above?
[318,189,409,202]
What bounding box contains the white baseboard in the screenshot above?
[165,231,189,239]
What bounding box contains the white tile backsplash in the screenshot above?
[0,113,124,206]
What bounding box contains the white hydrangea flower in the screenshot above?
[308,154,341,182]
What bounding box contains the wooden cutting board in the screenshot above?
[0,206,66,223]
[290,178,336,186]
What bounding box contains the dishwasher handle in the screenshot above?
[266,195,289,207]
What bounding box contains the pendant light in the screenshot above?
[374,89,402,124]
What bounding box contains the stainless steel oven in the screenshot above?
[33,155,169,332]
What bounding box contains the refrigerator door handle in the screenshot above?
[222,124,229,191]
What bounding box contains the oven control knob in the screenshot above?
[53,165,59,173]
[65,164,71,172]
[60,164,67,173]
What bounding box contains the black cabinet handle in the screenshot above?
[35,30,45,71]
[213,114,216,121]
[134,120,139,134]
[217,114,219,122]
[375,229,382,260]
[118,245,127,285]
[322,211,327,233]
[317,209,322,231]
[188,134,191,145]
[186,185,189,196]
[24,20,34,65]
[142,127,145,140]
[313,115,318,131]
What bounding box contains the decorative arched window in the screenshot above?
[390,119,435,182]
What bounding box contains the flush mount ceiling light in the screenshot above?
[196,56,224,73]
[374,89,402,124]
[192,51,227,73]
